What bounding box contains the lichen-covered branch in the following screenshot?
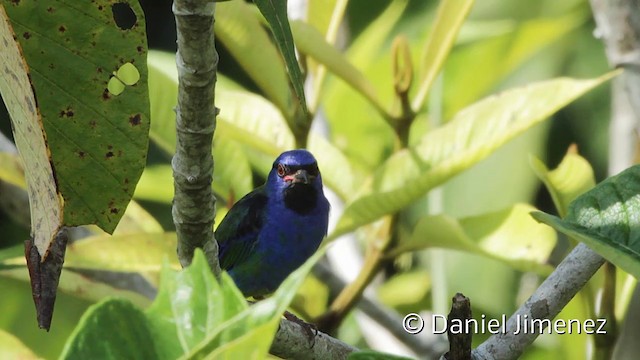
[172,0,220,273]
[270,318,358,359]
[472,244,605,359]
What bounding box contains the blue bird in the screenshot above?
[216,149,330,297]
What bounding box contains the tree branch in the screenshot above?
[472,243,605,359]
[172,0,220,273]
[270,318,358,360]
[590,0,640,175]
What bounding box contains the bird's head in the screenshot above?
[267,149,324,213]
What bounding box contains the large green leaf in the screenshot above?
[533,165,640,279]
[411,0,475,112]
[331,73,616,238]
[391,204,556,274]
[60,248,324,359]
[530,145,595,217]
[216,1,291,116]
[3,0,150,232]
[252,0,308,116]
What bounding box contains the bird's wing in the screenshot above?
[215,186,268,271]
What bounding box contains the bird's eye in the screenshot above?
[308,165,319,176]
[277,164,286,177]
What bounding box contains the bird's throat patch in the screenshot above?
[284,184,317,215]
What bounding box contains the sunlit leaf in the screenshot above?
[393,204,555,274]
[332,73,616,238]
[411,0,474,112]
[530,144,595,217]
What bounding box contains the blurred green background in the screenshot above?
[1,0,632,359]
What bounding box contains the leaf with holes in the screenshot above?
[533,165,640,279]
[3,0,150,232]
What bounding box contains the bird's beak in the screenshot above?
[291,169,311,184]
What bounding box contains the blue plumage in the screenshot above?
[216,149,330,297]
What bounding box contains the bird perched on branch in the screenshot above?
[216,149,330,297]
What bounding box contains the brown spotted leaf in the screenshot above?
[3,0,150,232]
[0,4,66,330]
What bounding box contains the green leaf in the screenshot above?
[0,328,40,360]
[186,248,326,358]
[393,204,555,274]
[216,1,291,116]
[61,298,159,360]
[331,73,616,238]
[291,20,386,116]
[411,0,475,112]
[532,164,640,279]
[252,0,308,116]
[145,260,247,359]
[61,248,325,359]
[530,145,595,217]
[4,0,150,232]
[0,5,62,257]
